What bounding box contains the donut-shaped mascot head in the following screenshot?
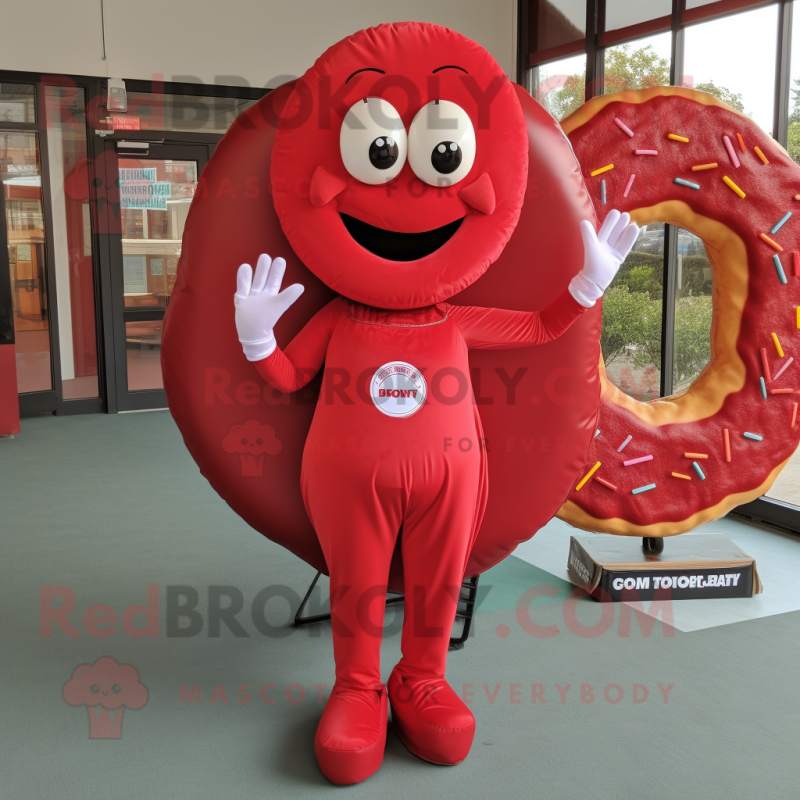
[271,24,527,308]
[162,22,603,590]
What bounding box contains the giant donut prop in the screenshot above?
[162,23,602,589]
[559,86,800,536]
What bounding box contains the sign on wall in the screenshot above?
[119,168,171,210]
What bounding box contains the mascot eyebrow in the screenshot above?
[432,65,469,74]
[345,67,386,83]
[344,65,469,85]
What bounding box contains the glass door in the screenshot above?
[102,141,210,410]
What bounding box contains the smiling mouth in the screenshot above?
[340,213,464,261]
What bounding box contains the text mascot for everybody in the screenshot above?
[163,22,637,785]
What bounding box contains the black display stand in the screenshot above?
[294,572,480,650]
[567,533,762,602]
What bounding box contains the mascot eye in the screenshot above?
[408,100,476,187]
[90,684,100,694]
[112,684,121,694]
[340,97,407,185]
[369,137,399,170]
[431,142,462,174]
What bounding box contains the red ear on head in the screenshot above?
[310,166,347,207]
[458,173,496,215]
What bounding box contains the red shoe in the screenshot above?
[314,683,388,785]
[388,668,475,765]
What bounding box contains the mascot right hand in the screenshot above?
[568,209,639,307]
[234,253,304,361]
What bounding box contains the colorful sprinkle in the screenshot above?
[692,162,718,171]
[792,403,798,428]
[668,133,689,142]
[595,428,601,438]
[722,175,746,198]
[591,164,614,177]
[617,435,632,452]
[796,306,800,328]
[723,428,731,462]
[723,135,740,168]
[601,179,607,204]
[685,453,708,459]
[761,348,772,382]
[736,132,746,152]
[760,233,784,252]
[772,212,792,234]
[692,462,706,480]
[760,376,768,399]
[754,146,769,165]
[794,251,800,276]
[672,472,692,480]
[635,149,658,156]
[632,483,657,495]
[743,432,763,441]
[772,332,785,357]
[774,356,794,381]
[774,254,788,284]
[770,388,794,394]
[674,177,700,190]
[575,461,601,491]
[595,477,618,491]
[614,118,634,137]
[623,173,636,198]
[624,455,653,466]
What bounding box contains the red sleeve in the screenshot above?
[254,297,347,392]
[447,288,588,350]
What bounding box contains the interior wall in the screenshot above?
[0,0,517,85]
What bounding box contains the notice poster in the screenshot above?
[119,168,171,210]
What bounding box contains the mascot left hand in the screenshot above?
[570,209,639,307]
[234,253,304,361]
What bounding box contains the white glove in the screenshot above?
[569,209,639,308]
[234,253,304,361]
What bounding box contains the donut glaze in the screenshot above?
[558,86,800,536]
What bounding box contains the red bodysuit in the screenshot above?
[255,288,586,690]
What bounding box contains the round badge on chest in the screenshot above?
[370,361,427,418]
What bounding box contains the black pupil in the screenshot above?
[431,141,462,174]
[369,137,399,170]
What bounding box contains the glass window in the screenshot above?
[1,130,51,393]
[605,0,671,35]
[603,32,672,95]
[529,53,587,121]
[119,158,195,312]
[104,93,258,134]
[683,5,778,136]
[119,158,197,392]
[43,84,99,401]
[786,0,800,164]
[601,225,664,402]
[0,83,35,124]
[672,229,712,393]
[530,0,586,53]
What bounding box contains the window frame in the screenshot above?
[0,69,269,417]
[520,0,800,533]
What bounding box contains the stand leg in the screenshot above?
[448,575,480,651]
[293,571,403,627]
[293,571,481,652]
[642,537,664,555]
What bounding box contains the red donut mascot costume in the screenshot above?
[163,22,637,785]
